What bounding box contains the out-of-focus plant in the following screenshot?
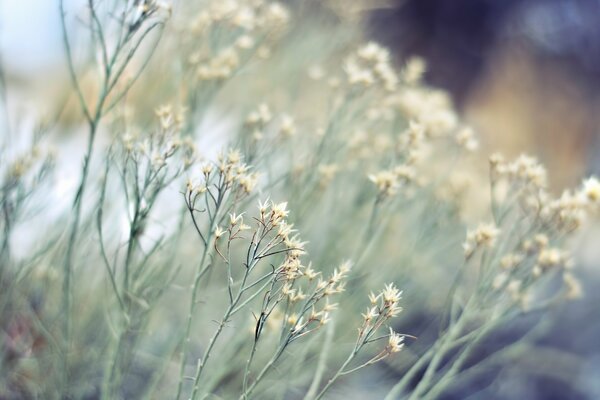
[0,1,597,399]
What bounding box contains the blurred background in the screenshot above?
[1,0,599,398]
[367,1,600,399]
[368,0,600,188]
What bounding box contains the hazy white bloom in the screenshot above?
[463,223,500,257]
[387,328,405,353]
[214,226,226,239]
[581,176,600,203]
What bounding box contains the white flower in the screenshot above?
[387,328,405,353]
[582,176,600,203]
[214,226,226,239]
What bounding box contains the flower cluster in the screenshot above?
[343,283,405,369]
[197,150,258,194]
[490,153,548,190]
[368,165,416,198]
[392,87,458,137]
[122,106,196,183]
[462,223,501,258]
[3,147,54,183]
[478,155,596,310]
[187,0,290,82]
[490,154,598,234]
[344,42,398,91]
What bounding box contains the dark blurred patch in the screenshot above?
[368,0,600,105]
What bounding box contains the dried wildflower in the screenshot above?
[455,126,479,152]
[494,154,548,189]
[229,212,244,226]
[492,272,509,290]
[463,223,500,257]
[581,176,600,204]
[500,253,524,270]
[387,328,405,353]
[279,114,297,137]
[362,306,379,322]
[506,279,522,302]
[536,248,570,271]
[214,226,226,239]
[237,172,259,193]
[344,42,398,91]
[564,273,583,299]
[369,170,398,197]
[304,265,320,281]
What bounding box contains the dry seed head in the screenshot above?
[500,253,524,270]
[489,152,504,171]
[290,288,306,302]
[368,170,398,196]
[237,172,259,193]
[280,114,296,137]
[463,223,500,257]
[202,163,214,175]
[229,212,243,226]
[369,291,380,305]
[564,272,583,299]
[271,201,289,222]
[537,248,567,269]
[393,164,416,182]
[492,272,509,290]
[214,226,226,239]
[357,42,390,63]
[287,313,298,326]
[277,221,294,239]
[581,176,600,204]
[338,260,352,274]
[258,198,270,215]
[319,312,331,326]
[506,279,522,301]
[362,306,379,322]
[382,283,402,305]
[237,34,255,50]
[387,328,405,353]
[407,120,426,143]
[455,126,479,152]
[322,301,338,312]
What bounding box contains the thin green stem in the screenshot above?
[314,350,357,400]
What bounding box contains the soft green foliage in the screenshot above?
[0,1,597,399]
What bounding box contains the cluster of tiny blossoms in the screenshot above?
[344,42,398,91]
[234,201,351,344]
[366,121,425,198]
[187,0,290,82]
[462,223,500,259]
[463,154,599,310]
[490,231,581,308]
[3,146,54,183]
[490,153,599,232]
[243,103,297,142]
[343,45,480,201]
[361,284,404,355]
[122,106,196,174]
[312,282,405,400]
[187,149,259,199]
[286,262,352,341]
